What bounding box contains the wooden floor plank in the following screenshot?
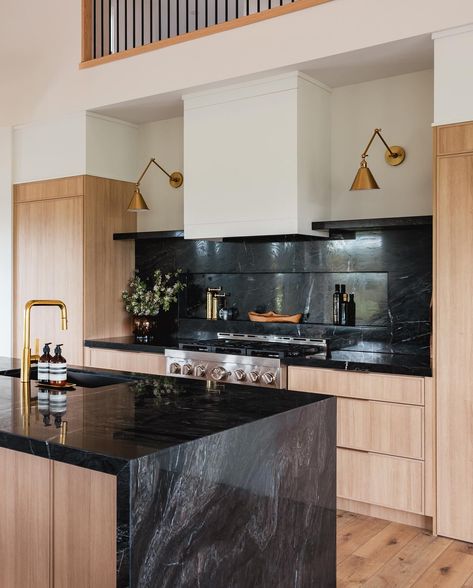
[337,513,391,563]
[336,510,473,588]
[337,522,420,586]
[363,530,452,588]
[412,542,473,588]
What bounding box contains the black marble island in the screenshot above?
[0,368,336,588]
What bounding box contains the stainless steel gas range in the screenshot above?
[165,333,329,389]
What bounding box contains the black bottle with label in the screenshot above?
[340,285,349,326]
[347,293,356,326]
[332,284,341,325]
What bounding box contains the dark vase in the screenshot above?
[133,315,158,344]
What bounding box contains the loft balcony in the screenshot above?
[81,0,331,67]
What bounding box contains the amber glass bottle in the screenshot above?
[50,344,67,386]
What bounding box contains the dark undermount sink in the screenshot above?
[2,367,138,388]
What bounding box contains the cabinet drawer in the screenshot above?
[288,366,424,405]
[337,448,424,514]
[85,348,166,376]
[337,398,424,459]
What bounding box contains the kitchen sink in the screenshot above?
[2,367,138,388]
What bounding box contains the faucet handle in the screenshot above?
[31,338,41,361]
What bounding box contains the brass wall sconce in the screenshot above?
[350,128,406,191]
[127,157,184,211]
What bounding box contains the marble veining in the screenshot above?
[136,225,432,354]
[130,399,336,587]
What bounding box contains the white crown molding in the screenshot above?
[432,23,473,40]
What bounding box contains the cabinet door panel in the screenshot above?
[437,151,473,541]
[53,461,116,588]
[14,196,84,365]
[0,447,51,588]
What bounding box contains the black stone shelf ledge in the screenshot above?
[113,230,185,240]
[311,215,432,239]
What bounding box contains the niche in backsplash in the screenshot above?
[185,272,388,326]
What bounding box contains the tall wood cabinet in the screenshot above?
[436,121,473,542]
[13,176,136,365]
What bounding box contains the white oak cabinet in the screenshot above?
[435,121,473,542]
[84,346,166,376]
[13,176,136,366]
[288,366,434,529]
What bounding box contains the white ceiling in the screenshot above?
[91,34,434,125]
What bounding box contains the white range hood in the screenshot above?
[183,72,331,239]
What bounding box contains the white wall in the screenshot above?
[331,69,433,220]
[13,113,87,184]
[0,0,472,127]
[13,112,139,184]
[86,113,139,182]
[0,127,12,356]
[434,24,473,125]
[137,117,184,231]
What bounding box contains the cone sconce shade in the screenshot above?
[350,158,380,191]
[127,158,184,212]
[128,186,150,211]
[350,129,405,191]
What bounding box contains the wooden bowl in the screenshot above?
[248,311,302,324]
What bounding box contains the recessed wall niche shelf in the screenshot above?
[311,216,432,239]
[113,230,185,241]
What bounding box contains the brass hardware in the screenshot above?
[59,421,68,445]
[206,287,222,319]
[20,382,31,434]
[21,300,68,384]
[350,128,406,191]
[127,157,184,211]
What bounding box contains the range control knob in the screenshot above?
[248,371,260,383]
[234,369,247,382]
[262,372,276,385]
[194,364,206,377]
[182,363,193,376]
[169,362,181,375]
[211,366,229,381]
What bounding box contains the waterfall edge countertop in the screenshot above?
[84,336,432,377]
[0,358,336,587]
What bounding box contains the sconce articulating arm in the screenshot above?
[128,158,184,211]
[360,128,405,167]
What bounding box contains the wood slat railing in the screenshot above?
[81,0,331,68]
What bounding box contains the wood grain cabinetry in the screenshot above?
[53,462,116,588]
[288,365,424,405]
[85,347,166,375]
[337,398,424,459]
[337,448,424,514]
[436,121,473,542]
[288,367,434,527]
[13,176,136,365]
[0,448,51,588]
[0,447,116,588]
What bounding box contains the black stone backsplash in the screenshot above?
[135,224,432,355]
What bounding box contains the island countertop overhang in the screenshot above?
[0,357,331,474]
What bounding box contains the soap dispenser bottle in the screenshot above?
[38,342,52,383]
[50,344,67,387]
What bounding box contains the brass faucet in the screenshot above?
[21,300,68,383]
